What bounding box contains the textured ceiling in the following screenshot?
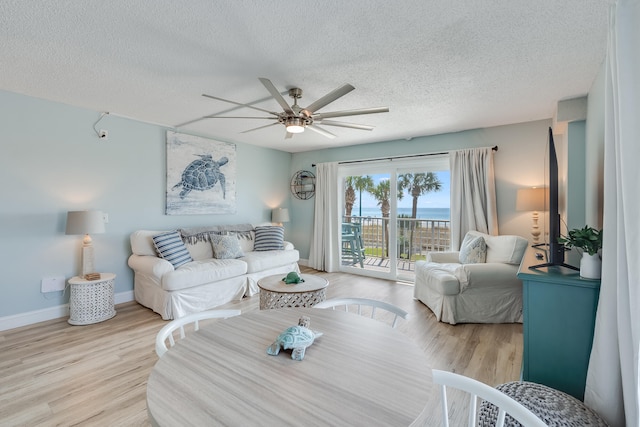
[0,1,611,153]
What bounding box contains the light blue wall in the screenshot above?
[0,90,291,318]
[289,120,553,259]
[566,121,587,231]
[1,86,600,321]
[585,61,606,228]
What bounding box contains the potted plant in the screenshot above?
[558,225,603,279]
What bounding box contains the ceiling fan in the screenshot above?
[201,77,389,139]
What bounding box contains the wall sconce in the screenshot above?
[516,187,546,244]
[271,208,290,226]
[66,210,105,279]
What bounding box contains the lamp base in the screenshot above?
[81,244,95,278]
[84,272,101,280]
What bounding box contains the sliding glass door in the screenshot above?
[338,156,450,282]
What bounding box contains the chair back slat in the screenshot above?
[155,309,241,357]
[431,370,547,427]
[314,298,409,328]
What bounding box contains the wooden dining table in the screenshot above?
[146,307,431,426]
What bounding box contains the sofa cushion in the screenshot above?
[161,258,248,291]
[224,230,255,253]
[415,262,463,295]
[131,230,167,256]
[241,249,300,273]
[185,239,214,261]
[211,234,244,259]
[152,231,193,268]
[459,234,487,264]
[466,231,528,265]
[253,226,284,251]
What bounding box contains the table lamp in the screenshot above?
[271,208,290,226]
[66,210,105,279]
[516,187,545,244]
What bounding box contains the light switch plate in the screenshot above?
[41,276,66,293]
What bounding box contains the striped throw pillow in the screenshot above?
[253,226,284,251]
[152,231,193,268]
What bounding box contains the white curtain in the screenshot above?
[308,162,340,272]
[449,147,499,250]
[584,2,640,426]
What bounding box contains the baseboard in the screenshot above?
[298,258,309,267]
[0,290,135,332]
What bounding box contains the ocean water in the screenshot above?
[350,207,450,220]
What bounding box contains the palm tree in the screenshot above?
[344,177,357,221]
[369,179,390,257]
[345,175,374,220]
[397,172,443,258]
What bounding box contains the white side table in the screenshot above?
[68,273,116,325]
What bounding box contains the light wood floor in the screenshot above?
[0,267,522,426]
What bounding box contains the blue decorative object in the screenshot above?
[152,231,192,268]
[254,226,284,251]
[172,154,228,199]
[282,272,305,284]
[267,316,322,361]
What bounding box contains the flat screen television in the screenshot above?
[529,127,578,271]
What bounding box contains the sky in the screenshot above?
[354,171,450,209]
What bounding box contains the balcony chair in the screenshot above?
[341,223,365,267]
[414,230,528,324]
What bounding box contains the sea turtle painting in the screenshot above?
[172,154,228,199]
[267,316,323,361]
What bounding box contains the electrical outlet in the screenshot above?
[41,276,66,293]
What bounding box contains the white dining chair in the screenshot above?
[431,369,547,427]
[314,297,409,328]
[155,309,241,357]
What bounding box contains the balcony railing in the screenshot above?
[343,216,451,270]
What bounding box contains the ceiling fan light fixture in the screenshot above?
[285,117,305,133]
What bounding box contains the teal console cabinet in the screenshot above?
[517,247,601,400]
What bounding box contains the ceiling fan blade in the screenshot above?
[313,106,389,120]
[202,94,278,116]
[258,78,295,115]
[240,122,280,134]
[303,84,355,114]
[175,116,209,128]
[306,124,337,139]
[204,115,275,119]
[317,120,374,131]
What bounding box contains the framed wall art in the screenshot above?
[166,131,236,215]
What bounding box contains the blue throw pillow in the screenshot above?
[253,226,284,251]
[152,231,193,268]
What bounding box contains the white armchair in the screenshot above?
[414,231,528,325]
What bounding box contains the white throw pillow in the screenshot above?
[210,234,244,259]
[459,234,487,264]
[484,234,528,264]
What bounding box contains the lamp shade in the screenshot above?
[271,208,290,224]
[516,188,546,212]
[65,210,105,235]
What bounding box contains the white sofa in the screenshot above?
[413,230,528,325]
[128,224,300,319]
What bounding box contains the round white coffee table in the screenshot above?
[258,274,329,309]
